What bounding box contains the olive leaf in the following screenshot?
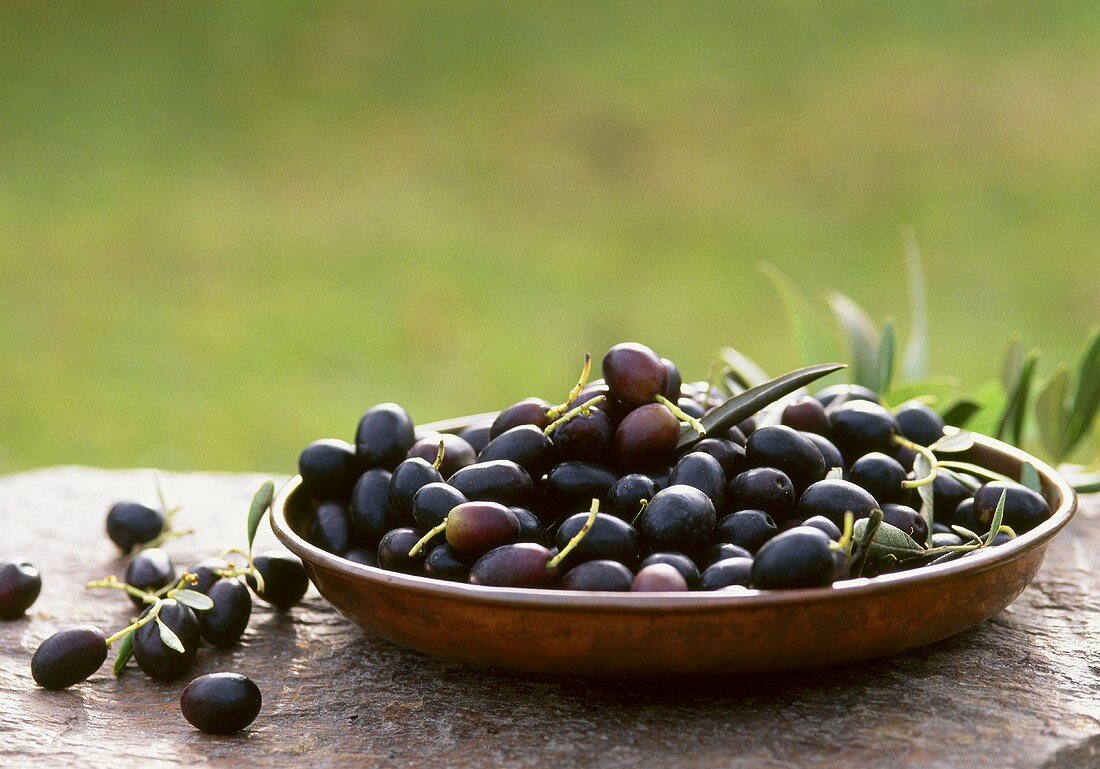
[901,226,929,382]
[246,481,276,555]
[678,362,847,450]
[950,525,983,543]
[112,631,134,675]
[982,489,1008,547]
[1035,366,1070,462]
[913,452,935,544]
[885,377,960,409]
[1068,469,1100,494]
[1065,326,1100,450]
[156,618,186,654]
[941,398,983,429]
[995,348,1039,445]
[759,263,840,369]
[718,347,770,390]
[931,431,974,453]
[850,509,883,578]
[827,291,880,391]
[860,519,926,560]
[1020,461,1042,494]
[171,588,214,612]
[1002,336,1024,393]
[878,319,896,396]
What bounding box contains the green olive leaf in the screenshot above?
[901,227,929,382]
[878,319,896,396]
[850,509,883,578]
[1035,366,1070,463]
[827,291,881,391]
[950,525,983,543]
[1065,326,1100,450]
[1067,469,1100,494]
[156,617,186,654]
[913,452,935,544]
[679,362,847,450]
[718,347,770,390]
[931,431,974,453]
[112,631,134,675]
[940,398,983,429]
[246,481,276,555]
[982,489,1008,548]
[996,349,1039,445]
[1020,461,1042,494]
[865,519,925,559]
[1002,336,1024,393]
[171,588,214,612]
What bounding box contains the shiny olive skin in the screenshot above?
[716,510,778,554]
[639,552,701,589]
[134,599,200,681]
[552,408,614,464]
[0,559,42,619]
[953,498,981,533]
[468,543,559,588]
[800,515,842,540]
[448,461,534,508]
[803,432,844,472]
[424,543,471,582]
[796,479,879,526]
[309,501,354,555]
[446,502,521,556]
[541,461,619,517]
[411,482,468,531]
[726,468,797,522]
[188,557,230,595]
[661,358,683,400]
[406,433,477,478]
[613,403,680,468]
[932,471,973,525]
[690,438,748,479]
[478,425,557,478]
[388,457,443,520]
[458,421,493,454]
[880,503,928,544]
[676,398,705,419]
[561,560,634,591]
[350,468,401,547]
[124,548,175,607]
[697,542,753,568]
[816,384,880,408]
[895,401,946,445]
[932,531,966,547]
[848,452,907,504]
[200,579,252,647]
[745,425,826,493]
[246,552,309,609]
[701,557,754,590]
[106,502,165,553]
[343,548,379,567]
[973,481,1051,534]
[490,398,552,439]
[828,401,899,463]
[355,403,416,470]
[638,484,716,553]
[751,526,835,589]
[376,528,429,574]
[602,342,668,407]
[298,439,359,501]
[508,507,546,544]
[781,396,831,435]
[606,473,659,522]
[554,512,644,569]
[181,673,262,735]
[631,563,689,592]
[669,452,726,510]
[31,626,107,689]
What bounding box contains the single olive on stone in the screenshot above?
[246,552,310,609]
[181,672,262,735]
[106,502,166,553]
[0,558,42,620]
[31,626,108,690]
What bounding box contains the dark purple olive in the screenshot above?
[697,542,753,569]
[388,457,444,520]
[606,473,659,522]
[796,479,880,526]
[31,626,107,689]
[573,384,632,425]
[726,468,796,522]
[554,512,643,569]
[751,526,835,589]
[669,451,726,510]
[106,502,165,553]
[613,403,680,468]
[508,507,546,544]
[458,421,493,454]
[716,510,778,553]
[343,548,378,567]
[376,528,429,574]
[631,563,689,592]
[0,559,42,619]
[895,401,946,446]
[188,557,229,595]
[689,438,748,479]
[639,552,702,589]
[735,418,756,439]
[181,672,262,735]
[541,461,619,518]
[308,501,353,554]
[446,502,521,556]
[424,543,471,582]
[124,548,175,607]
[355,403,416,470]
[816,384,880,408]
[932,471,973,525]
[478,425,556,478]
[246,552,309,609]
[803,432,844,472]
[552,408,613,463]
[406,433,476,477]
[701,557,754,590]
[848,452,907,504]
[200,579,252,648]
[448,461,534,507]
[561,560,634,591]
[602,343,668,407]
[676,398,705,419]
[638,484,716,553]
[880,503,928,544]
[468,543,559,588]
[781,396,831,435]
[411,482,468,531]
[298,439,359,500]
[828,401,898,464]
[490,398,551,439]
[800,515,842,540]
[661,358,683,400]
[134,599,201,681]
[973,481,1051,534]
[745,425,826,493]
[350,468,401,546]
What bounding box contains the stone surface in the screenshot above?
[0,467,1097,768]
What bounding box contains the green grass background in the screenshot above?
[1,2,1097,472]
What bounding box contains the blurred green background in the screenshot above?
[1,2,1097,472]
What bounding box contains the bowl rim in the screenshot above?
[270,421,1078,612]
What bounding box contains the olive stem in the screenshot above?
[153,572,199,598]
[408,520,448,557]
[895,434,939,489]
[432,440,446,471]
[545,353,592,420]
[543,395,606,436]
[630,498,649,527]
[655,395,706,436]
[85,576,160,603]
[830,511,855,553]
[220,546,250,560]
[547,498,600,570]
[142,526,194,551]
[104,599,163,647]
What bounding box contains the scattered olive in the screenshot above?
[0,559,42,620]
[181,672,262,735]
[106,502,166,553]
[31,626,108,690]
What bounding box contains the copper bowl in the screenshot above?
[270,416,1077,676]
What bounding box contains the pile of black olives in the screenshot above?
[296,342,1053,593]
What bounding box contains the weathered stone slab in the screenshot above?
[0,467,1096,768]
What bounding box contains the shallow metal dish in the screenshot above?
[270,417,1077,676]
